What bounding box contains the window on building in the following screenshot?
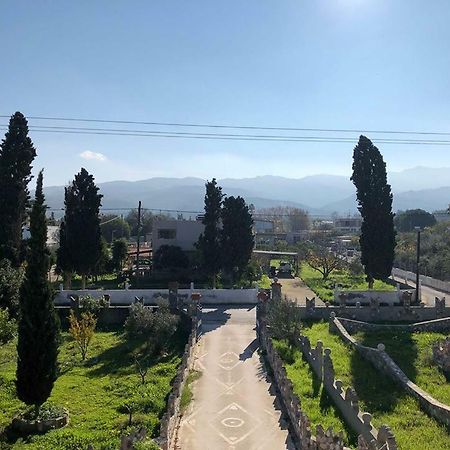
[158,229,176,239]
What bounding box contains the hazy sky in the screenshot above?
[2,0,450,186]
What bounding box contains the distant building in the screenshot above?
[152,219,204,254]
[254,219,275,234]
[333,217,362,234]
[286,230,310,244]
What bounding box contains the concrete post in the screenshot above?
[168,281,179,311]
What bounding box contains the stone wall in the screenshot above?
[301,296,450,322]
[298,335,397,448]
[334,289,407,306]
[330,316,450,428]
[156,300,201,450]
[256,303,397,450]
[335,316,450,334]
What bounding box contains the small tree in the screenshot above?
[0,112,37,265]
[63,168,103,289]
[112,238,128,272]
[16,171,60,416]
[306,245,342,280]
[221,196,254,284]
[69,310,97,361]
[197,179,223,288]
[0,258,24,317]
[268,296,302,347]
[351,136,396,288]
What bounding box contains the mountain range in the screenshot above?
[42,167,450,217]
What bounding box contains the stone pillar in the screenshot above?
[271,278,282,302]
[190,292,201,316]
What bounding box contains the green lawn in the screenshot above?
[299,263,395,302]
[0,329,186,449]
[354,330,450,406]
[272,339,358,448]
[301,322,450,450]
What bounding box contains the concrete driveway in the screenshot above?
[277,276,325,306]
[176,306,294,450]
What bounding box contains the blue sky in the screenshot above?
[2,0,450,186]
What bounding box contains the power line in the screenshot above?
[2,124,450,145]
[1,113,450,136]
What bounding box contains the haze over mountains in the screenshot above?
[43,167,450,217]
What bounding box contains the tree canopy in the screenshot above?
[394,209,437,232]
[62,168,103,288]
[197,178,223,287]
[351,135,396,287]
[153,245,189,271]
[221,196,254,283]
[0,112,36,265]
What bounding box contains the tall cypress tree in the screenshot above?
[16,171,59,415]
[56,220,72,288]
[64,168,103,289]
[197,178,223,288]
[0,112,36,265]
[221,196,254,284]
[351,135,396,288]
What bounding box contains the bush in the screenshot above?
[153,245,189,270]
[0,258,24,316]
[0,307,17,344]
[77,294,109,317]
[267,296,302,346]
[124,303,180,355]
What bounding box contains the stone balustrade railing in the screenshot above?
[299,335,397,449]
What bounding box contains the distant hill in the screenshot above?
[41,167,450,217]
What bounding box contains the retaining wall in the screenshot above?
[334,290,403,306]
[156,306,201,449]
[335,316,450,334]
[330,316,450,428]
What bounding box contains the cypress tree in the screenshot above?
[64,168,103,289]
[56,220,73,288]
[351,135,396,288]
[16,171,59,415]
[221,196,254,284]
[0,112,36,265]
[197,178,223,288]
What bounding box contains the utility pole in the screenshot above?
[136,201,142,287]
[415,227,421,303]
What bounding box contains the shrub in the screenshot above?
[69,310,97,361]
[267,296,302,346]
[77,294,109,317]
[0,307,17,344]
[124,303,179,355]
[0,258,24,316]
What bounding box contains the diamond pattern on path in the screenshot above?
[209,402,261,445]
[218,351,241,371]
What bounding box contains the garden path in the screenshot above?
[176,306,294,450]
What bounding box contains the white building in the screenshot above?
[333,217,362,234]
[152,219,204,253]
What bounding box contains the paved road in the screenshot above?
[392,275,444,306]
[176,307,294,450]
[277,276,325,306]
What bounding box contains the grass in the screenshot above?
[354,330,450,406]
[272,339,358,448]
[301,321,450,450]
[52,273,123,290]
[0,328,187,449]
[299,263,395,302]
[180,370,202,413]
